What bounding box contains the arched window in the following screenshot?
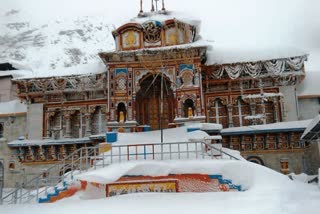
[117,103,126,122]
[183,99,195,118]
[0,123,3,138]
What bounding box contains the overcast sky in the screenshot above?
[1,0,320,52]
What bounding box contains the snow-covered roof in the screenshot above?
[222,120,311,135]
[127,11,201,34]
[8,137,92,147]
[300,115,320,141]
[206,44,308,65]
[14,61,106,80]
[0,70,33,79]
[0,100,27,116]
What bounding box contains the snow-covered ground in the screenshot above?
[1,160,319,214]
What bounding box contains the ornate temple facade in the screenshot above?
[5,2,314,182]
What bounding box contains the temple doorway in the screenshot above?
[136,74,175,130]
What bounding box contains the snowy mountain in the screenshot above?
[0,10,115,71]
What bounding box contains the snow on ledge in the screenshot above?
[206,43,308,65]
[222,120,311,134]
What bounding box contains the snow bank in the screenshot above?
[76,160,292,192]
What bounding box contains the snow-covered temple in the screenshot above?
[2,1,319,188]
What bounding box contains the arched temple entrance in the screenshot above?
[136,74,175,130]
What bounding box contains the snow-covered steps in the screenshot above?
[38,182,82,203]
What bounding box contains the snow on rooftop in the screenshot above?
[128,11,201,32]
[222,120,311,134]
[14,61,106,80]
[0,100,27,115]
[0,70,33,78]
[206,43,308,65]
[301,115,320,140]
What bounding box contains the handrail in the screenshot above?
[1,141,239,204]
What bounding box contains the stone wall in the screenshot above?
[27,103,43,140]
[0,77,16,102]
[0,115,27,187]
[298,98,320,120]
[242,151,306,174]
[304,141,320,175]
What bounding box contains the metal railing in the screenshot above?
[1,141,239,204]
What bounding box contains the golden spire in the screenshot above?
[162,0,166,11]
[140,0,143,13]
[151,0,155,12]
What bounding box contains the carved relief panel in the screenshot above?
[122,31,140,49]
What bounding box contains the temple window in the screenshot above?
[0,123,3,138]
[29,83,38,92]
[183,99,194,118]
[19,84,26,93]
[233,97,251,127]
[280,159,289,175]
[8,160,16,171]
[65,81,73,89]
[208,98,228,128]
[117,102,126,122]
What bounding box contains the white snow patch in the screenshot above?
[0,100,27,115]
[206,43,308,65]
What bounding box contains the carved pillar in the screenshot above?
[259,79,266,124]
[85,113,91,137]
[64,113,72,138]
[273,97,279,122]
[227,104,233,128]
[250,101,257,125]
[45,113,51,138]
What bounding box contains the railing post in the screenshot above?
[102,149,105,167]
[85,147,88,171]
[186,142,189,159]
[71,154,74,179]
[36,177,40,203]
[13,182,18,204]
[80,148,83,173]
[195,142,198,159]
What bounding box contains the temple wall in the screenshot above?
[242,152,305,174]
[0,115,27,187]
[298,98,320,120]
[279,86,298,121]
[0,77,16,102]
[27,103,43,140]
[304,141,320,175]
